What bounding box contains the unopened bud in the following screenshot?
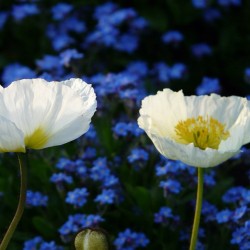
[74,228,109,250]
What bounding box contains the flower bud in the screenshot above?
[74,228,109,250]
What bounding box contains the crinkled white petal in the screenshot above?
[0,78,97,149]
[149,134,237,168]
[138,88,250,167]
[0,115,25,153]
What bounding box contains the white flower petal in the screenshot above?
[0,115,25,153]
[149,134,237,168]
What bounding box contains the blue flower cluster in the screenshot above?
[0,0,249,249]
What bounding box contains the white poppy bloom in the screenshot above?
[138,88,250,168]
[0,78,97,153]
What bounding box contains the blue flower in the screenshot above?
[65,188,89,207]
[192,0,208,9]
[231,221,250,249]
[162,30,184,44]
[216,209,233,223]
[36,55,61,71]
[154,206,174,223]
[59,49,84,67]
[217,0,241,6]
[56,158,75,172]
[50,173,73,184]
[127,148,149,163]
[81,147,97,159]
[51,3,73,20]
[23,236,43,250]
[232,206,247,222]
[196,77,221,95]
[244,67,250,84]
[115,34,139,53]
[153,62,171,82]
[59,214,104,242]
[159,179,182,194]
[201,200,218,222]
[95,189,116,205]
[113,122,144,137]
[191,43,212,58]
[169,63,187,80]
[203,8,221,22]
[26,190,48,207]
[114,228,149,249]
[2,63,36,86]
[11,4,39,21]
[0,11,8,29]
[222,186,250,206]
[90,157,110,181]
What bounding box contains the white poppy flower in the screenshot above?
[0,78,96,153]
[138,88,250,168]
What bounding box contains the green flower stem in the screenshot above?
[189,167,204,250]
[0,153,27,250]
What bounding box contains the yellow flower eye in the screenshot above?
[175,116,230,150]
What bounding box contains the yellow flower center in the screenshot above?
[24,127,50,149]
[175,116,230,150]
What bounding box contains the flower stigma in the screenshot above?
[175,116,230,150]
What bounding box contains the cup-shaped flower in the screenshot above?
[0,78,96,153]
[138,88,250,167]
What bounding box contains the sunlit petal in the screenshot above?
[0,115,25,153]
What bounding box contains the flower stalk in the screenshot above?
[0,153,27,250]
[189,167,204,250]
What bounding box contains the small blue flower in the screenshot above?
[23,236,43,250]
[231,221,250,249]
[50,173,73,184]
[2,63,36,86]
[114,228,149,250]
[162,30,184,44]
[192,0,208,9]
[95,189,116,205]
[51,3,73,20]
[66,188,89,207]
[217,0,241,6]
[115,34,139,53]
[232,206,247,222]
[59,49,84,67]
[56,158,75,172]
[102,175,119,188]
[159,179,182,194]
[244,67,250,84]
[26,190,48,207]
[203,8,221,22]
[81,147,97,159]
[222,186,250,206]
[127,148,149,163]
[191,43,212,58]
[196,77,221,95]
[36,55,61,71]
[154,206,173,223]
[153,62,170,82]
[59,214,104,242]
[201,200,218,222]
[216,209,233,223]
[0,11,8,29]
[169,63,187,80]
[11,4,39,21]
[90,157,110,181]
